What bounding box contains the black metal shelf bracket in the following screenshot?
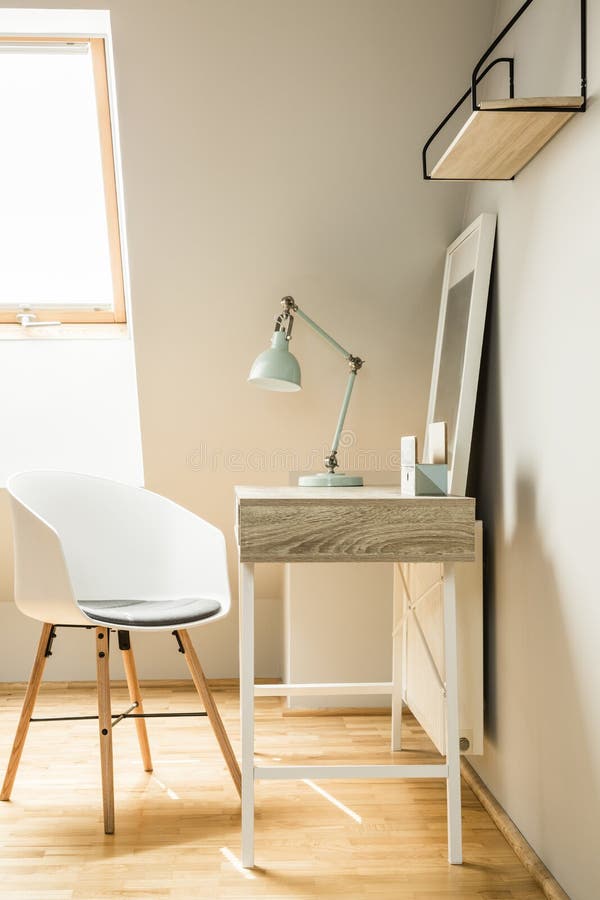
[422,0,587,180]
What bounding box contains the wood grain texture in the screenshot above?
[236,486,475,563]
[95,627,114,834]
[481,96,584,109]
[0,681,544,898]
[178,630,242,797]
[0,622,53,801]
[431,97,583,180]
[90,38,127,324]
[121,641,153,773]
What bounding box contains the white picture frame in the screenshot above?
[424,212,497,496]
[400,213,495,758]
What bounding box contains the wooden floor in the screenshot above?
[0,681,543,899]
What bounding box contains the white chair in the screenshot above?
[1,471,241,833]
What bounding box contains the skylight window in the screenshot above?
[0,38,125,324]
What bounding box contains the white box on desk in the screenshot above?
[400,434,448,496]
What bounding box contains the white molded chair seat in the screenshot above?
[1,470,241,833]
[5,470,231,631]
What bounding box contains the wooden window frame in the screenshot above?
[0,36,126,326]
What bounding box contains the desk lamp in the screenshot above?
[248,295,364,487]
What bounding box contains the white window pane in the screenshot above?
[0,47,113,308]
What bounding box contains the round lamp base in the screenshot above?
[298,472,363,487]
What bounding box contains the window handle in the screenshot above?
[16,313,61,328]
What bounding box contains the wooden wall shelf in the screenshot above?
[430,97,584,181]
[422,0,587,182]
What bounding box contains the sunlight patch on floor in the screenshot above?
[303,778,362,823]
[220,846,256,879]
[151,774,180,800]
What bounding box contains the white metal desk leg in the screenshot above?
[443,562,463,864]
[239,562,255,868]
[391,563,405,751]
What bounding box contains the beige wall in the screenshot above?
[465,2,599,898]
[0,0,495,680]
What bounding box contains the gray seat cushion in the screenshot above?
[79,596,221,628]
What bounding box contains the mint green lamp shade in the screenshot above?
[247,330,301,392]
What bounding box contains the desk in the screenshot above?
[235,486,476,868]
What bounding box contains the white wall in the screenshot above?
[0,340,143,486]
[465,2,600,897]
[0,1,495,681]
[0,335,145,684]
[284,562,394,709]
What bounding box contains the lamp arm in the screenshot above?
[294,306,351,360]
[278,296,364,474]
[329,368,357,454]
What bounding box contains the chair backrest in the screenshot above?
[8,471,230,625]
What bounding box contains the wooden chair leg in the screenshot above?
[1,622,54,801]
[177,629,241,797]
[118,631,153,773]
[96,627,114,834]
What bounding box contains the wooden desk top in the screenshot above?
[235,485,475,564]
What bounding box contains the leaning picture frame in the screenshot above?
[424,212,497,496]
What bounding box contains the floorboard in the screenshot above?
[0,682,544,899]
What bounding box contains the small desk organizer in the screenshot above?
[401,425,448,496]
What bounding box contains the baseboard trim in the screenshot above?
[460,759,569,900]
[0,677,270,691]
[282,706,391,717]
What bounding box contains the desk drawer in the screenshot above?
[237,496,475,563]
